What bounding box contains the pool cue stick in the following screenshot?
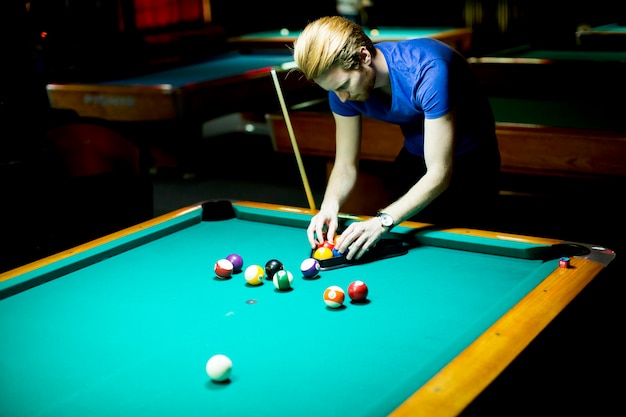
[270,67,317,210]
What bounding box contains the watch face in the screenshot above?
[378,213,393,227]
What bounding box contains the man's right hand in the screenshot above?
[307,209,339,249]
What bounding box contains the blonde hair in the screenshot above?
[293,16,375,81]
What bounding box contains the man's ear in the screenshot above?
[360,46,371,65]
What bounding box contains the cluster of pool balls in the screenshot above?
[208,241,369,382]
[213,255,317,290]
[311,235,344,261]
[212,250,368,307]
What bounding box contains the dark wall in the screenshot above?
[211,0,623,37]
[366,1,467,28]
[211,0,336,35]
[3,0,625,86]
[210,1,469,35]
[0,0,51,157]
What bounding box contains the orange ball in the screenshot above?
[323,285,345,308]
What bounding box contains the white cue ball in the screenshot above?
[206,354,232,382]
[280,28,290,36]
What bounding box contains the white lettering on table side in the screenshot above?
[83,95,136,107]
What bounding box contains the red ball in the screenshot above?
[214,259,234,279]
[348,280,368,302]
[320,240,335,251]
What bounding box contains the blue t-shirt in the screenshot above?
[329,38,496,157]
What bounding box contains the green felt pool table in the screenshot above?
[228,26,473,55]
[0,201,615,417]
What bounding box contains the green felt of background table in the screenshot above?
[231,27,464,41]
[586,23,626,33]
[98,50,296,87]
[227,26,474,56]
[488,97,625,130]
[0,202,611,417]
[469,47,626,130]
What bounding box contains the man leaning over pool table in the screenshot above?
[292,16,501,260]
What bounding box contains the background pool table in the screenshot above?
[46,50,317,124]
[0,201,615,417]
[467,46,626,178]
[228,26,473,55]
[576,22,626,50]
[477,46,626,63]
[45,49,324,174]
[467,46,626,110]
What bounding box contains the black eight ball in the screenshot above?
[265,259,284,280]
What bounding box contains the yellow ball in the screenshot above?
[280,28,289,36]
[313,246,333,260]
[244,264,264,285]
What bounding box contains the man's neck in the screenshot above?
[372,47,390,90]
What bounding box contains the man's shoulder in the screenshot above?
[380,38,456,64]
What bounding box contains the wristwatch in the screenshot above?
[375,212,395,230]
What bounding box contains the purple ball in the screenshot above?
[226,253,244,272]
